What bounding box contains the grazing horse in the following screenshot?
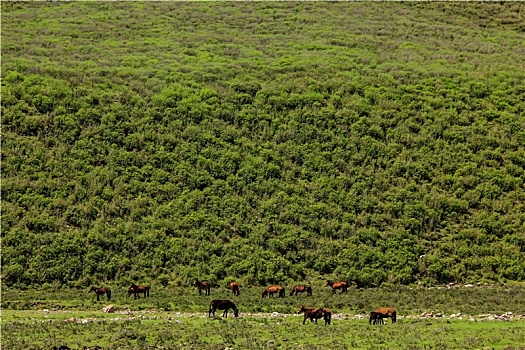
[290,285,312,296]
[298,305,331,325]
[374,307,396,323]
[325,280,348,294]
[89,286,111,301]
[230,282,240,296]
[262,285,285,298]
[128,283,150,299]
[208,299,239,318]
[194,279,211,296]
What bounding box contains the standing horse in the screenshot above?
[89,286,111,301]
[194,279,211,296]
[369,311,386,325]
[298,305,331,325]
[208,299,239,318]
[262,285,285,298]
[230,282,240,296]
[128,283,150,299]
[290,285,312,296]
[325,280,348,294]
[374,307,396,323]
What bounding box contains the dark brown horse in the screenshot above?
[262,285,285,298]
[230,282,240,296]
[89,286,111,301]
[298,305,331,325]
[128,283,150,299]
[290,285,312,296]
[325,280,348,294]
[208,299,239,318]
[374,307,396,323]
[369,311,386,325]
[194,279,211,296]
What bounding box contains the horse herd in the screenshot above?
[89,279,396,325]
[89,283,150,301]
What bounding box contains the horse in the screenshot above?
[194,279,211,296]
[89,286,111,301]
[290,285,312,296]
[298,305,331,325]
[230,282,240,296]
[208,299,239,318]
[369,311,386,325]
[325,280,348,294]
[262,285,285,298]
[128,283,150,299]
[374,307,396,323]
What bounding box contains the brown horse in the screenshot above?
[230,282,240,296]
[208,299,239,318]
[325,280,348,294]
[290,285,312,296]
[128,283,150,299]
[89,286,111,301]
[194,279,211,296]
[298,305,331,325]
[374,307,396,323]
[262,285,285,298]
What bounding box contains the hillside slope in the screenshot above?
[2,2,525,288]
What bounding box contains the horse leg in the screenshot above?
[96,293,100,302]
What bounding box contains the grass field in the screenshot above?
[2,310,525,349]
[2,2,525,349]
[2,285,525,349]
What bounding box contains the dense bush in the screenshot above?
[2,2,524,288]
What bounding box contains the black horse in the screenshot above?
[369,311,386,325]
[208,299,239,318]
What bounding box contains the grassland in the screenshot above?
[2,309,525,350]
[2,2,525,348]
[2,284,525,349]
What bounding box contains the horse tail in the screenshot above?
[392,310,396,323]
[107,289,112,300]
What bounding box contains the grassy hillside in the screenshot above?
[2,2,525,289]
